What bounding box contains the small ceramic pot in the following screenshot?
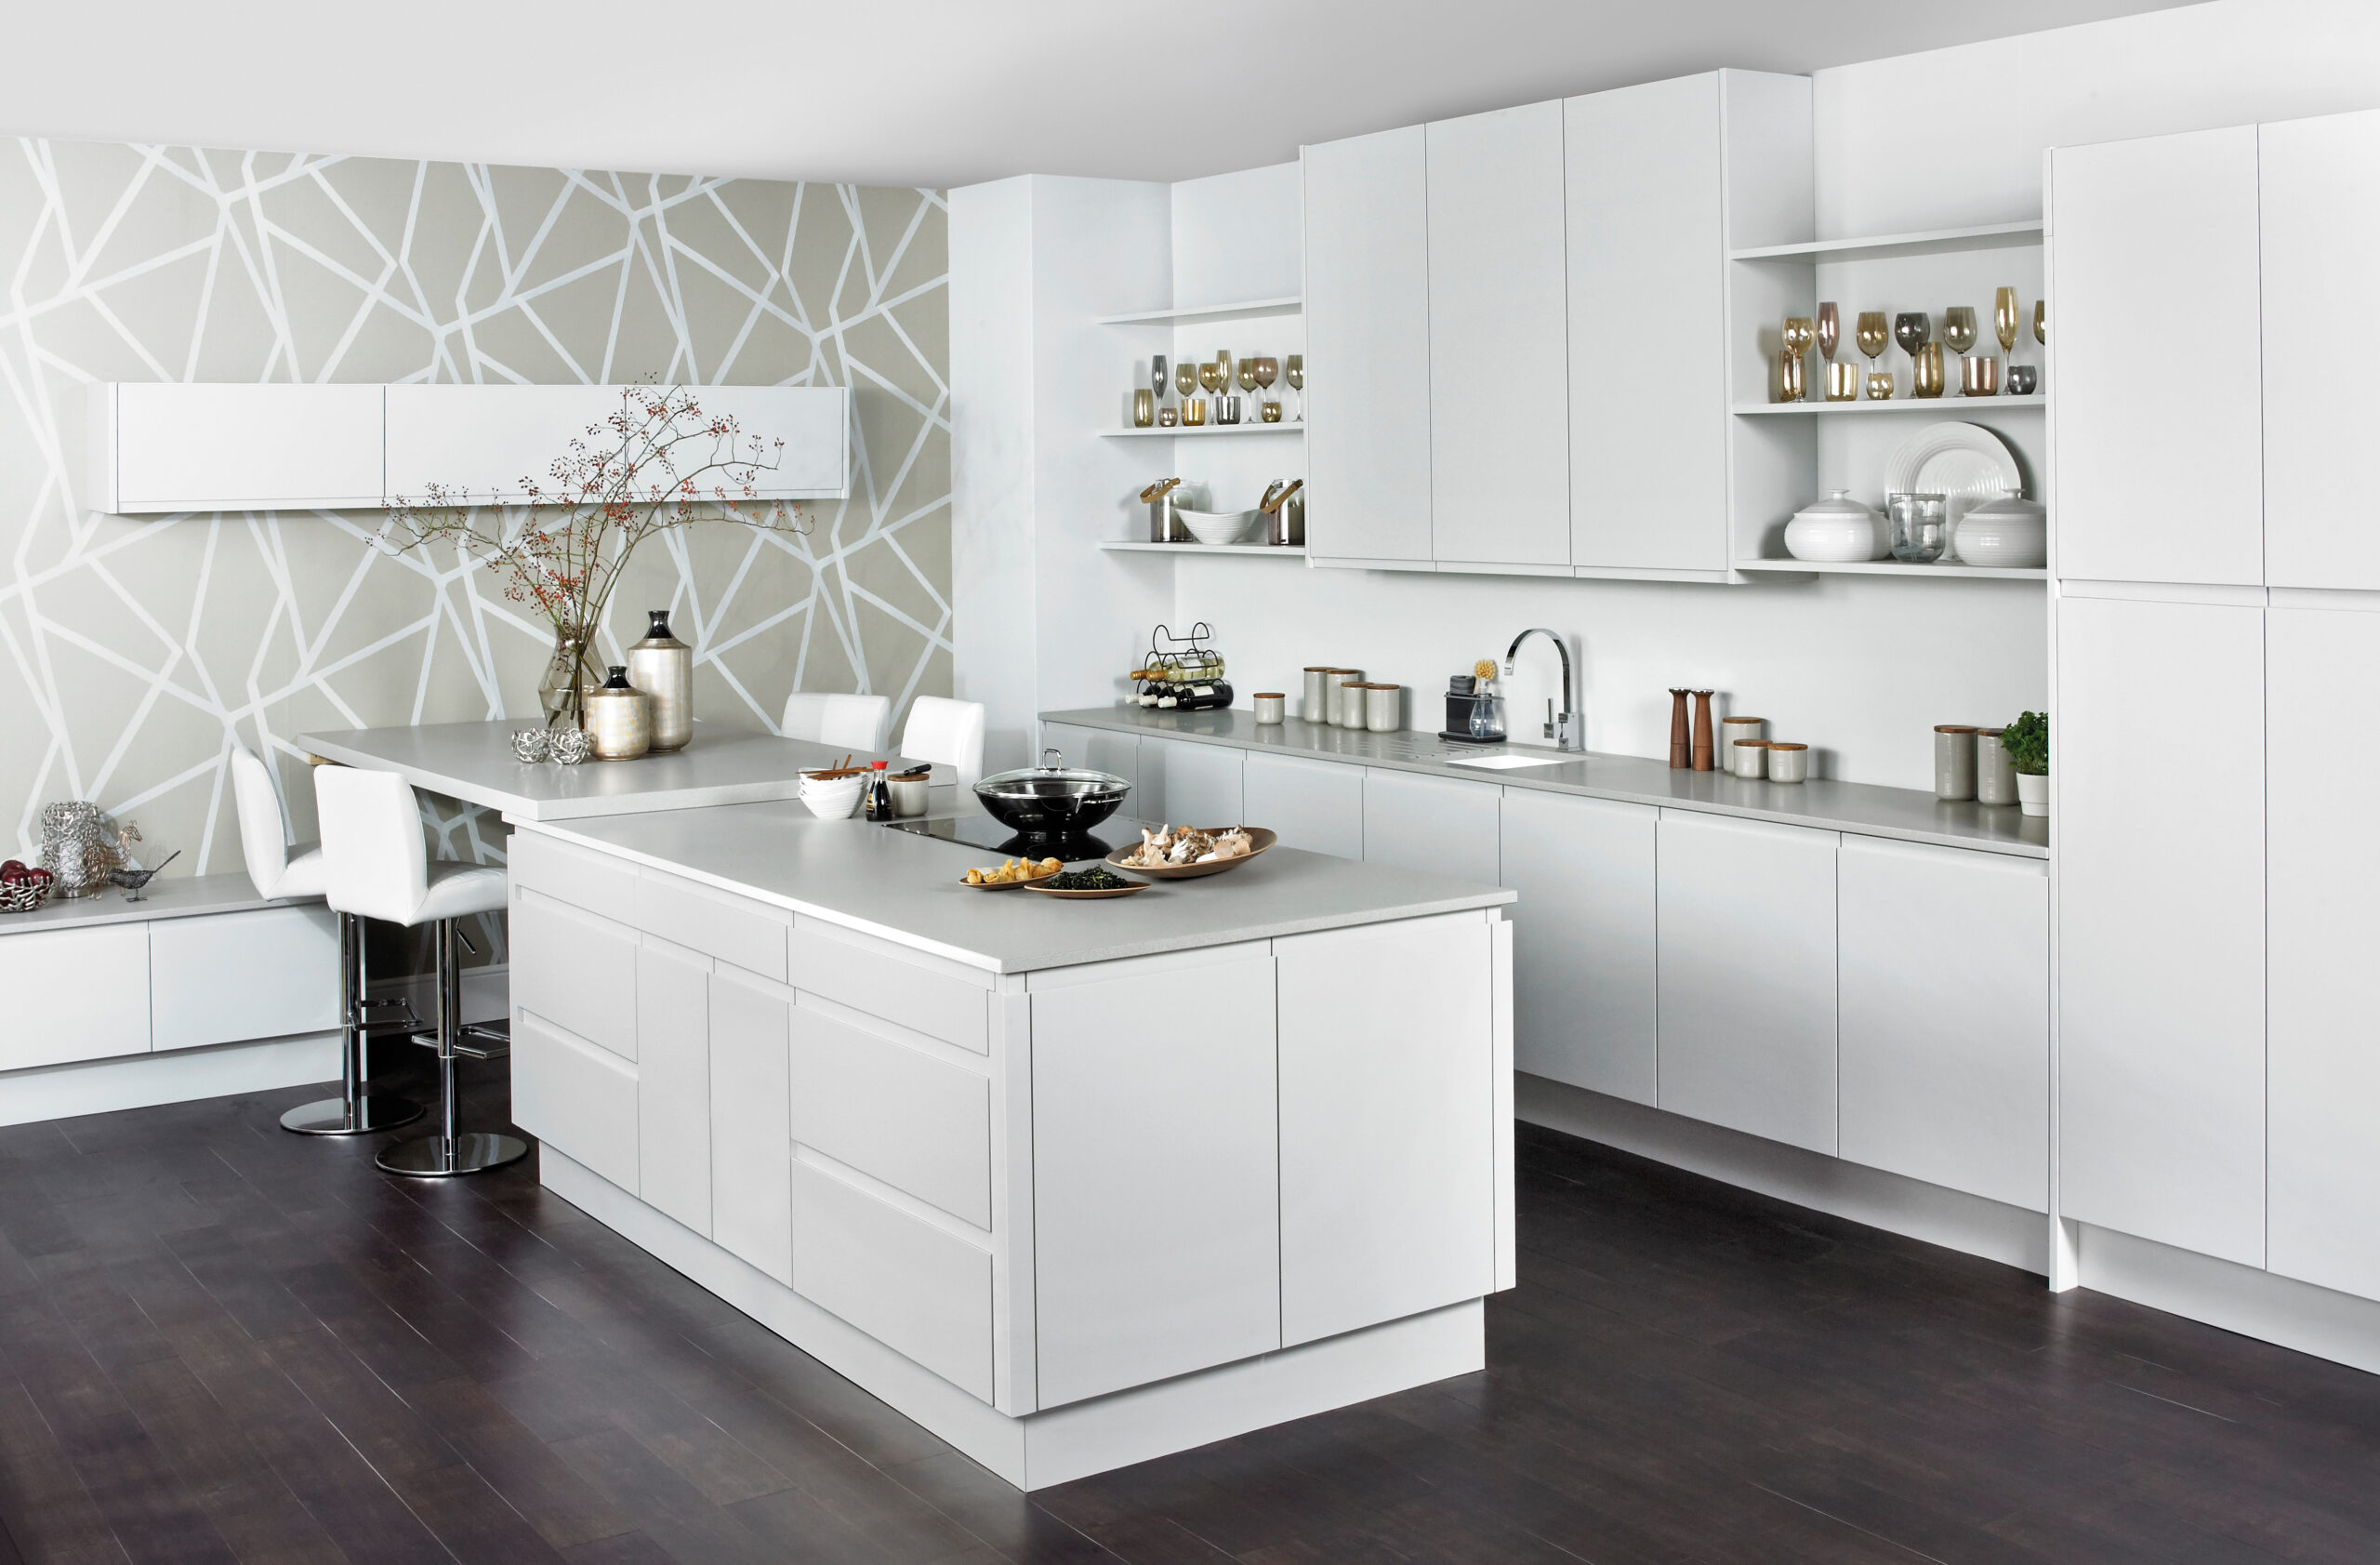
[1364,684,1400,734]
[2017,772,2049,817]
[1302,668,1333,722]
[1976,728,2018,806]
[1766,743,1808,783]
[1330,672,1365,729]
[1720,715,1765,759]
[887,776,931,817]
[1934,725,1977,802]
[1730,738,1768,780]
[1953,489,2047,569]
[1254,693,1286,724]
[1785,491,1884,563]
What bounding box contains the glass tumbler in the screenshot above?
[1887,493,1950,564]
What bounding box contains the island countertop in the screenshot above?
[1041,705,2048,859]
[518,802,1514,974]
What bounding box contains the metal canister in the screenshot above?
[581,667,652,761]
[626,610,693,751]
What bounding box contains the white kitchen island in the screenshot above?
[505,802,1515,1489]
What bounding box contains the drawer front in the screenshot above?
[790,1001,991,1229]
[710,966,793,1285]
[636,868,788,983]
[511,890,639,1061]
[0,923,151,1070]
[512,1012,639,1193]
[790,923,988,1054]
[790,1160,994,1402]
[151,905,338,1052]
[509,829,639,921]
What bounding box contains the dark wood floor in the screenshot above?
[3,1064,2377,1565]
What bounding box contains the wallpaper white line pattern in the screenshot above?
[0,139,951,883]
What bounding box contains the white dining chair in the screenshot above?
[315,764,522,1178]
[232,746,422,1138]
[781,691,892,751]
[899,696,986,792]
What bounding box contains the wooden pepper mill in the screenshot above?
[1691,690,1716,771]
[1668,689,1692,769]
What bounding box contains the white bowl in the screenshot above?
[800,774,867,818]
[1952,491,2046,568]
[1175,507,1263,546]
[1783,490,1884,562]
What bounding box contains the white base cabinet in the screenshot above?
[1655,812,1840,1155]
[1242,751,1365,860]
[1838,838,2048,1213]
[1135,736,1244,828]
[1497,790,1657,1105]
[1362,768,1500,886]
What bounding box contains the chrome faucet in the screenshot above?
[1504,628,1577,750]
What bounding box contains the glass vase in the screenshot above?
[538,627,598,728]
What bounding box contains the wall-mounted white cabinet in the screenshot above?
[1426,103,1570,572]
[90,384,385,514]
[1302,126,1434,566]
[2050,126,2262,586]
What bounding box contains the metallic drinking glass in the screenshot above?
[2033,298,2046,345]
[1962,353,2000,397]
[1175,361,1198,400]
[1198,359,1224,398]
[1827,361,1859,401]
[1943,305,1977,360]
[1133,388,1155,427]
[1236,357,1259,393]
[1856,311,1890,398]
[1284,353,1304,419]
[1994,287,2021,396]
[1152,354,1169,405]
[1894,312,1931,386]
[1780,316,1816,402]
[1914,341,1947,398]
[1778,348,1806,404]
[1816,302,1840,365]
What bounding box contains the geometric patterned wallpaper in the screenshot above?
[0,138,949,883]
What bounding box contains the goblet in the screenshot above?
[1894,312,1930,388]
[1816,302,1840,365]
[1213,351,1233,395]
[2034,298,2045,345]
[1285,354,1304,419]
[1251,356,1279,422]
[1152,354,1169,407]
[1943,306,1977,368]
[1856,312,1890,398]
[1179,360,1204,425]
[1780,316,1815,402]
[1994,287,2020,396]
[1198,359,1223,398]
[1236,356,1259,394]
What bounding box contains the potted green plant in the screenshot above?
[2002,710,2048,817]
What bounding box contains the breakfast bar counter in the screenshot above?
[503,800,1515,1489]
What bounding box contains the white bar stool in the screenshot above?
[232,747,422,1136]
[314,765,526,1178]
[898,696,986,791]
[781,691,892,751]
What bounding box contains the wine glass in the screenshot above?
[1894,311,1930,393]
[1942,306,1977,375]
[1198,359,1224,397]
[1780,316,1815,402]
[1251,356,1278,420]
[1213,351,1233,396]
[1177,360,1202,424]
[1856,311,1890,399]
[1285,353,1303,419]
[2033,298,2046,346]
[1152,354,1169,408]
[1236,356,1259,394]
[1994,287,2020,396]
[1816,302,1840,366]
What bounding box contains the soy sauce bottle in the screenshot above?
[864,760,893,821]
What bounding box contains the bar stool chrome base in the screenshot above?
[282,1092,423,1136]
[377,1131,528,1178]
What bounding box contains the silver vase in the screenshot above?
[581,667,652,762]
[626,609,693,752]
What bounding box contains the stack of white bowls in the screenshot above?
[799,770,869,819]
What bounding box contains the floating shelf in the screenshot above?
[1735,557,2045,581]
[1094,296,1303,326]
[1736,395,2045,417]
[1729,220,2045,264]
[1100,423,1304,438]
[1101,541,1305,558]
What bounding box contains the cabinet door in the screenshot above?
[2268,605,2380,1300]
[637,937,712,1239]
[2052,126,2262,586]
[1498,790,1658,1105]
[1566,75,1724,573]
[2262,110,2380,590]
[1426,102,1570,569]
[1136,737,1243,827]
[1838,839,2048,1212]
[1656,812,1839,1154]
[709,966,793,1286]
[1303,126,1433,564]
[1029,948,1279,1408]
[511,1014,639,1193]
[1038,723,1139,794]
[1276,917,1494,1346]
[2057,596,2264,1266]
[511,890,638,1062]
[0,923,149,1069]
[1242,751,1364,860]
[109,384,384,512]
[1362,769,1500,886]
[150,905,338,1052]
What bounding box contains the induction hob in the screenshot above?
[880,814,1146,863]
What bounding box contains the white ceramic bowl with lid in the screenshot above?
[1952,489,2047,568]
[1783,490,1885,562]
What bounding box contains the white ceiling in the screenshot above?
[9,0,2203,188]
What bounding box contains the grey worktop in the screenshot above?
[1042,706,2049,860]
[299,721,940,822]
[522,804,1514,975]
[0,873,322,936]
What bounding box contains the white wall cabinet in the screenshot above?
[1656,811,1840,1155]
[1302,126,1434,564]
[1276,917,1494,1346]
[147,904,338,1053]
[2056,596,2265,1267]
[2260,109,2380,591]
[1241,751,1364,859]
[1425,103,1571,570]
[1565,74,1726,575]
[709,965,794,1286]
[1135,737,1243,827]
[1838,838,2048,1212]
[1362,768,1501,886]
[1029,949,1281,1408]
[635,936,713,1239]
[1497,789,1657,1105]
[92,384,385,514]
[2050,126,2263,586]
[2266,605,2380,1302]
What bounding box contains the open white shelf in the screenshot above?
[1736,395,2045,416]
[1729,220,2045,264]
[1095,296,1302,326]
[1735,556,2045,581]
[1102,540,1305,558]
[1101,423,1303,438]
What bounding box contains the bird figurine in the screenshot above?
[107,849,178,902]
